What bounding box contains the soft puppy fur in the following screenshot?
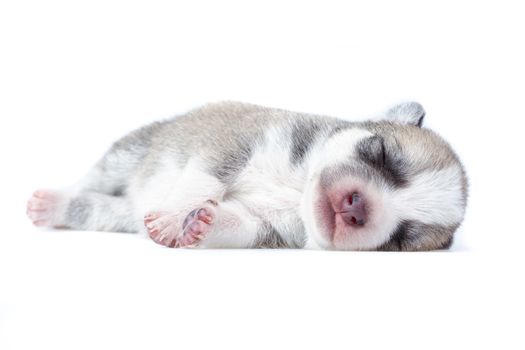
[27,101,468,250]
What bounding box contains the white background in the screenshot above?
[1,1,524,349]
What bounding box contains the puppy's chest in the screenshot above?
[230,144,306,234]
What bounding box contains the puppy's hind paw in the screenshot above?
[26,190,69,227]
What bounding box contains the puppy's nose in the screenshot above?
[340,192,367,226]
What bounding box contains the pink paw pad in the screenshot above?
[26,190,68,227]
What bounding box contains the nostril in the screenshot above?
[340,192,367,226]
[351,193,361,205]
[350,216,365,226]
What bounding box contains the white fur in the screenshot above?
[317,128,372,169]
[233,126,306,246]
[389,166,466,226]
[129,156,225,234]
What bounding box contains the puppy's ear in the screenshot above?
[385,102,425,127]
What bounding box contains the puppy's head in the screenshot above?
[302,102,468,251]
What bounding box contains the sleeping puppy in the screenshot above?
[26,101,468,250]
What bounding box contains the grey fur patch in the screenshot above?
[376,220,456,251]
[65,197,92,228]
[213,138,257,183]
[254,223,289,248]
[112,187,126,197]
[140,102,274,185]
[289,119,324,165]
[254,222,307,249]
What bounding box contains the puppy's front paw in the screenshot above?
[144,201,217,248]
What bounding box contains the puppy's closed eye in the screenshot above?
[357,135,409,188]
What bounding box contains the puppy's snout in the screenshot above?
[340,192,367,226]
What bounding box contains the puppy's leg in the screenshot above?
[27,190,139,232]
[27,157,141,232]
[144,199,262,248]
[136,157,265,248]
[27,123,161,231]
